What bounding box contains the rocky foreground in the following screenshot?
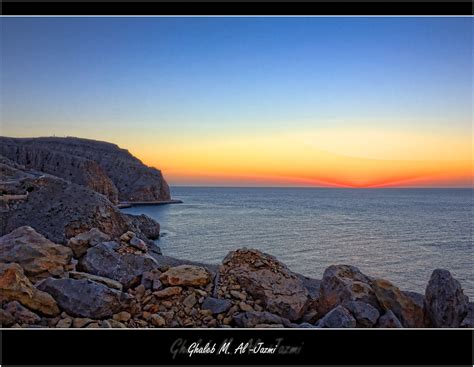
[0,226,472,329]
[0,136,472,328]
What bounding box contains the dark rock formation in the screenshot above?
[315,305,356,328]
[319,265,380,315]
[37,277,131,319]
[79,241,160,288]
[343,300,380,328]
[377,310,403,328]
[424,269,469,327]
[0,137,170,203]
[201,297,232,315]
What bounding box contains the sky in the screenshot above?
[1,17,472,188]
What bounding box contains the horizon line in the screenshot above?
[169,185,474,189]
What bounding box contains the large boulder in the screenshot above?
[218,249,309,321]
[160,265,211,287]
[424,269,469,327]
[124,214,160,240]
[0,174,135,244]
[0,263,60,316]
[371,278,424,328]
[0,226,73,282]
[343,300,380,328]
[377,310,403,328]
[66,228,110,258]
[79,241,160,288]
[460,302,473,328]
[315,305,356,328]
[37,277,131,319]
[319,265,380,315]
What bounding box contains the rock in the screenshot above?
[79,241,160,288]
[0,226,73,282]
[298,322,316,328]
[0,136,171,203]
[67,228,110,258]
[157,311,175,324]
[37,277,131,319]
[140,269,163,291]
[219,249,309,321]
[4,301,41,325]
[0,308,16,327]
[230,290,246,300]
[160,265,211,287]
[183,293,197,309]
[377,310,403,328]
[424,269,469,328]
[113,311,131,322]
[150,314,166,327]
[343,300,380,328]
[120,231,135,243]
[201,297,232,315]
[0,263,60,316]
[371,278,423,328]
[233,311,291,328]
[239,302,254,312]
[68,271,123,291]
[124,214,160,240]
[319,265,380,315]
[301,309,319,324]
[153,286,182,298]
[72,318,94,328]
[460,303,473,328]
[315,306,356,328]
[86,322,100,328]
[56,317,73,328]
[129,236,148,252]
[404,291,430,327]
[108,319,127,328]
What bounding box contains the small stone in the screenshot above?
[183,293,197,309]
[109,319,127,328]
[160,265,211,287]
[202,297,232,315]
[86,322,101,328]
[72,318,93,328]
[239,302,254,312]
[113,311,131,322]
[151,314,166,327]
[195,289,207,297]
[153,286,182,298]
[101,320,112,328]
[230,290,246,301]
[4,301,41,325]
[120,231,135,243]
[0,309,15,327]
[56,318,73,328]
[129,236,148,252]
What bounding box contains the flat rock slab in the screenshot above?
[160,265,211,287]
[37,277,131,319]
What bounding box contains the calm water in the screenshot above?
[122,187,473,298]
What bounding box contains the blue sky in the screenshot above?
[1,17,472,187]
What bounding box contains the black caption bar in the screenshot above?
[1,1,473,16]
[1,329,473,365]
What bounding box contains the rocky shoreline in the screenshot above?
[0,136,472,329]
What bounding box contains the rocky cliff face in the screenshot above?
[0,137,170,203]
[0,156,161,247]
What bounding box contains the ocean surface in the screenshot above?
[122,187,474,298]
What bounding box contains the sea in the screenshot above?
[122,187,474,298]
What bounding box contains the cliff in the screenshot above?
[0,137,170,203]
